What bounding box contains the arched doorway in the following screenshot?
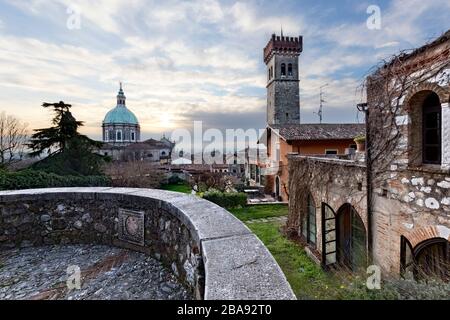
[275,176,280,200]
[401,236,449,281]
[336,204,367,271]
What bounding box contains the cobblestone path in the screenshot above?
[0,244,192,300]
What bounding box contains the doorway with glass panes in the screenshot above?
[322,203,367,271]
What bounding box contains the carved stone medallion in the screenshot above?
[118,209,145,246]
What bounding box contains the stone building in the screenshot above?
[257,33,365,202]
[287,31,450,281]
[98,85,174,163]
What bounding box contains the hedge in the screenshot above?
[203,190,247,208]
[0,170,111,191]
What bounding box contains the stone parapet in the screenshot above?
[0,187,295,300]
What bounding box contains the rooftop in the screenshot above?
[269,123,366,141]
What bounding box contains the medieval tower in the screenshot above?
[264,33,303,126]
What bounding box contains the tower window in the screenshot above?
[131,131,135,141]
[288,63,293,76]
[281,63,286,76]
[116,130,122,141]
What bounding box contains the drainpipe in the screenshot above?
[358,103,373,264]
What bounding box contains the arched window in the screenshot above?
[108,130,114,141]
[288,63,293,76]
[422,93,441,164]
[271,66,274,79]
[402,236,449,281]
[302,194,316,246]
[281,63,286,76]
[116,130,122,141]
[131,131,135,141]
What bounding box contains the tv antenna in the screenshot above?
[314,83,329,124]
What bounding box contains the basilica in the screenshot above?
[98,84,174,163]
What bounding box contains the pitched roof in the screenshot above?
[269,123,365,141]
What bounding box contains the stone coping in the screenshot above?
[0,187,296,300]
[289,155,367,168]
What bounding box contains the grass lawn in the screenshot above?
[247,221,345,299]
[230,204,387,300]
[161,183,192,194]
[228,204,288,221]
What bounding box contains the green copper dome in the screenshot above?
[103,106,139,125]
[103,84,139,125]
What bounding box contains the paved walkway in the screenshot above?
[246,216,288,224]
[0,244,192,300]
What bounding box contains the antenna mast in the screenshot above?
[315,83,328,124]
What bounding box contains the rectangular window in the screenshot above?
[131,131,135,141]
[325,149,338,155]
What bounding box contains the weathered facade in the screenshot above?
[288,31,450,281]
[366,31,450,279]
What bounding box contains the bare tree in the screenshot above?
[0,112,28,169]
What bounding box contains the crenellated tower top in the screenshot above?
[263,34,303,64]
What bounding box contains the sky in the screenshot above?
[0,0,449,143]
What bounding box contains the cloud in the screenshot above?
[0,0,448,142]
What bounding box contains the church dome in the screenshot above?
[103,106,139,125]
[103,84,139,125]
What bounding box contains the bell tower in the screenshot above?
[264,34,303,126]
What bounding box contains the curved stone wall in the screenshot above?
[0,188,295,300]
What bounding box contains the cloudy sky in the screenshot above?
[0,0,449,142]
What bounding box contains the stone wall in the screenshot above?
[288,156,367,262]
[371,167,450,274]
[0,188,296,300]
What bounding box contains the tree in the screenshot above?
[28,101,107,176]
[0,112,28,169]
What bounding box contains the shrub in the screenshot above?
[0,169,111,190]
[354,135,366,143]
[203,189,247,208]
